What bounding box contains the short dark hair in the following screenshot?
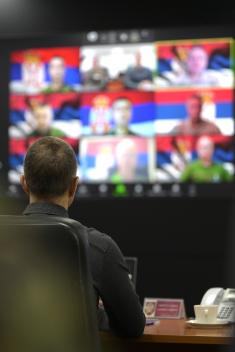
[188,94,203,104]
[24,137,77,197]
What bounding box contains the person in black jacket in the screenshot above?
[20,136,145,337]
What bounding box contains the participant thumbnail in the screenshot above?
[155,38,233,88]
[79,136,155,183]
[80,91,155,136]
[155,135,234,183]
[9,92,80,184]
[154,88,234,136]
[10,47,81,94]
[80,43,156,91]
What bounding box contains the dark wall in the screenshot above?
[70,197,232,316]
[1,0,235,317]
[1,0,235,34]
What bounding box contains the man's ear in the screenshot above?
[20,175,29,195]
[68,176,79,206]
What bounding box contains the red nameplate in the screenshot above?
[144,298,186,319]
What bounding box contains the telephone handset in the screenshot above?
[201,287,235,323]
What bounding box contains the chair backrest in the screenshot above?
[0,215,101,352]
[124,256,138,288]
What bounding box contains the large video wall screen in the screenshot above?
[8,35,235,197]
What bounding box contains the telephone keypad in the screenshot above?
[217,306,234,319]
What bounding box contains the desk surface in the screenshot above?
[143,319,234,345]
[101,319,235,347]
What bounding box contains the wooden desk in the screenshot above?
[100,319,235,352]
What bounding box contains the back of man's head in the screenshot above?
[24,137,77,198]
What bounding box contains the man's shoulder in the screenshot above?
[81,223,115,254]
[202,120,220,132]
[41,85,74,94]
[171,121,186,134]
[184,160,201,170]
[50,127,66,137]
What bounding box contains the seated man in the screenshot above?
[109,97,137,136]
[42,56,74,94]
[27,101,65,137]
[124,51,153,90]
[82,55,110,91]
[109,138,149,183]
[180,136,232,182]
[20,136,145,337]
[171,94,221,136]
[157,45,229,87]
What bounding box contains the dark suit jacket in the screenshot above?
[23,202,145,337]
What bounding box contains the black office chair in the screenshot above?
[0,215,101,352]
